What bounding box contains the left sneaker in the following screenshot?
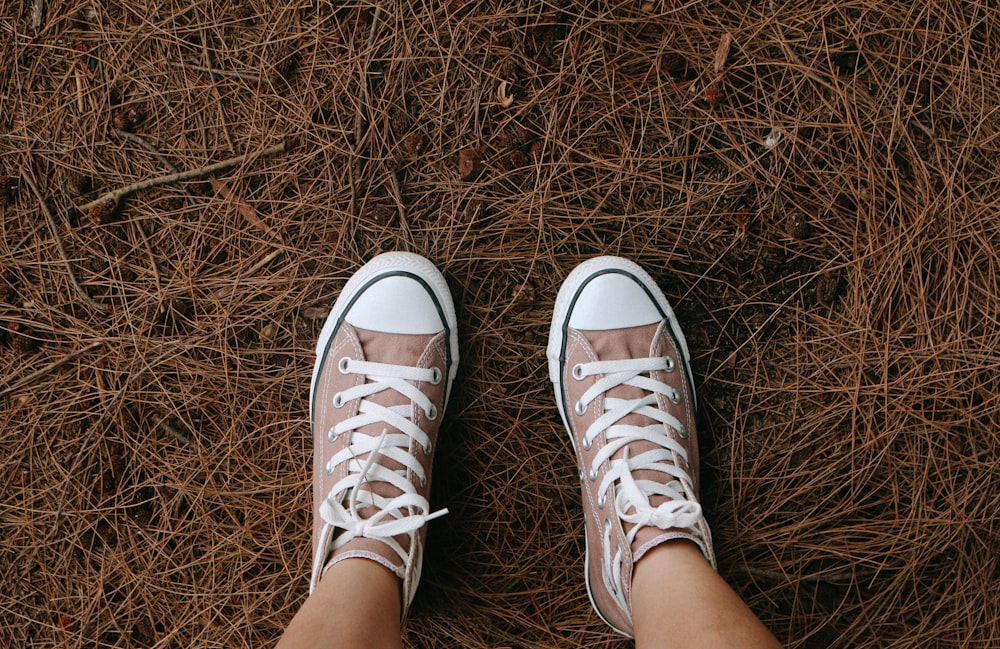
[546,256,716,637]
[309,252,459,618]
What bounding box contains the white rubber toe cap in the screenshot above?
[344,275,444,334]
[567,272,662,330]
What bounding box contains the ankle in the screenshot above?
[633,539,712,591]
[631,542,782,649]
[277,559,402,649]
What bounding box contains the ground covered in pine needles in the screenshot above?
[2,1,999,647]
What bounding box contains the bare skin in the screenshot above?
[275,559,402,649]
[277,542,780,649]
[632,540,783,649]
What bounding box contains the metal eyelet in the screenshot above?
[332,392,344,408]
[572,363,585,380]
[669,387,682,404]
[419,475,427,488]
[664,355,675,372]
[588,468,597,482]
[597,492,605,508]
[603,519,611,536]
[677,426,688,439]
[338,357,351,374]
[582,438,592,451]
[574,400,587,416]
[423,441,433,454]
[429,367,442,385]
[327,430,337,442]
[325,460,334,475]
[426,404,438,421]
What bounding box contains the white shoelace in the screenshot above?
[573,356,702,606]
[311,358,447,591]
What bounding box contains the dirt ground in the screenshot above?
[2,1,999,647]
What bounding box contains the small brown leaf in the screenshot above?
[113,106,146,132]
[371,203,395,226]
[458,148,484,181]
[58,614,78,634]
[704,84,724,107]
[785,211,812,240]
[815,270,842,305]
[714,33,733,73]
[529,140,545,164]
[8,321,38,354]
[660,52,688,78]
[67,172,93,196]
[401,132,424,157]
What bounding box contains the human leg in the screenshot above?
[277,253,459,649]
[547,256,780,647]
[276,559,402,649]
[632,541,781,649]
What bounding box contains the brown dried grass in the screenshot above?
[2,1,999,647]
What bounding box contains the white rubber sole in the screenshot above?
[545,255,696,637]
[310,252,460,426]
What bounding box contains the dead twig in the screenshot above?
[21,170,107,311]
[388,170,410,236]
[74,69,84,113]
[13,225,42,252]
[0,341,103,399]
[172,132,278,240]
[77,140,289,214]
[245,248,284,276]
[155,416,192,447]
[714,33,733,73]
[114,129,179,173]
[32,0,43,30]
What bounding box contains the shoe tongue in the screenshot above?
[581,322,694,553]
[334,326,436,558]
[580,322,660,429]
[355,326,436,365]
[354,326,436,438]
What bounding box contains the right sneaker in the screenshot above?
[309,252,459,619]
[546,256,716,638]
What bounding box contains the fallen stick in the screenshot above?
[388,169,407,229]
[245,248,283,276]
[154,415,192,447]
[21,170,107,311]
[115,130,279,240]
[114,129,179,172]
[0,341,103,398]
[32,0,43,29]
[77,140,289,214]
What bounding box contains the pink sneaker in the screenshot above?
[547,256,716,637]
[309,252,458,617]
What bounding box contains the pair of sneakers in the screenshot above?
[309,252,715,637]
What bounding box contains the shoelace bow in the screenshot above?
[574,356,702,602]
[311,358,447,590]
